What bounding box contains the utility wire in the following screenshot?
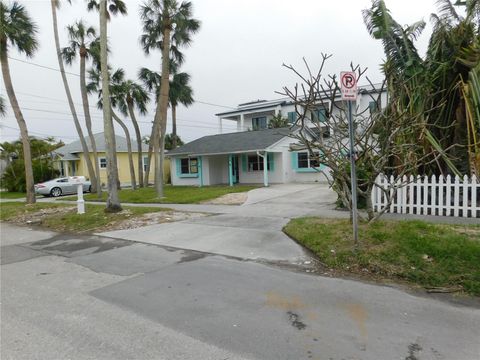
[7,56,237,109]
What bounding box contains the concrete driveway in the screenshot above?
[99,184,340,263]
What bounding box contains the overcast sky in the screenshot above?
[1,0,439,144]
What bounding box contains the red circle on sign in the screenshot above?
[341,73,356,89]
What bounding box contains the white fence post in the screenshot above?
[446,175,452,216]
[454,175,460,217]
[438,174,444,217]
[431,175,436,216]
[472,175,478,218]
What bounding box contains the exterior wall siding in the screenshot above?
[63,152,170,187]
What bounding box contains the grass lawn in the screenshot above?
[0,202,170,233]
[0,191,27,199]
[284,218,480,296]
[79,185,257,204]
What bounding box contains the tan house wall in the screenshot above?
[61,152,170,186]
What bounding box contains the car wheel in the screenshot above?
[88,185,92,193]
[50,187,62,197]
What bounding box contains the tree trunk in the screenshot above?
[127,101,144,187]
[99,0,122,212]
[80,50,102,198]
[143,121,156,186]
[0,45,35,204]
[153,20,172,197]
[172,104,177,148]
[112,111,137,190]
[51,1,98,192]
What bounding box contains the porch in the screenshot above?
[171,152,283,187]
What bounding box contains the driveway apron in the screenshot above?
[98,184,337,262]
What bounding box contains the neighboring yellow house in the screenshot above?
[55,132,170,186]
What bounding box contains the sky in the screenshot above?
[1,0,440,145]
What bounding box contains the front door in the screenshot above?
[232,155,239,183]
[229,155,239,184]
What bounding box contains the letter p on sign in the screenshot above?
[340,71,358,101]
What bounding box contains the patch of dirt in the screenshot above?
[9,206,76,225]
[201,192,247,205]
[103,210,206,231]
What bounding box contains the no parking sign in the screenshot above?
[340,71,358,100]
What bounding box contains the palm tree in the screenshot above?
[61,20,102,197]
[363,0,480,176]
[87,0,127,212]
[0,95,6,116]
[268,113,289,129]
[138,65,193,182]
[169,63,193,148]
[0,1,37,204]
[138,67,160,185]
[140,0,200,197]
[114,79,150,187]
[87,67,137,190]
[51,0,99,194]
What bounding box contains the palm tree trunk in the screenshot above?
[80,52,102,197]
[154,21,172,197]
[0,46,35,204]
[127,102,144,187]
[51,1,98,191]
[99,0,121,212]
[112,110,137,189]
[143,121,156,186]
[172,104,177,148]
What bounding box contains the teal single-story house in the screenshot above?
[167,127,329,187]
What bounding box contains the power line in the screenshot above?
[7,56,237,109]
[4,105,237,130]
[1,124,78,139]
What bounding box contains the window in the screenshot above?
[297,152,320,169]
[312,108,327,122]
[99,157,107,169]
[247,155,270,171]
[369,100,380,114]
[287,112,296,124]
[180,157,198,175]
[57,178,68,183]
[252,116,267,130]
[143,156,149,172]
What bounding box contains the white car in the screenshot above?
[35,177,92,197]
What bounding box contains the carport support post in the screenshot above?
[228,155,233,187]
[263,152,268,187]
[198,156,203,187]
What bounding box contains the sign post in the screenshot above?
[340,71,359,246]
[69,176,86,214]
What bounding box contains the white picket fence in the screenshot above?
[372,174,479,218]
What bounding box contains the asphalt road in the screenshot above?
[2,222,480,360]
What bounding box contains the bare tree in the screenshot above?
[278,55,442,223]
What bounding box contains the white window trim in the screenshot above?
[99,157,107,169]
[297,152,320,169]
[142,156,149,172]
[180,157,198,175]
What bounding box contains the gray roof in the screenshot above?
[60,152,80,161]
[168,127,295,156]
[56,132,148,158]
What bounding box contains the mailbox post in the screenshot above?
[69,176,86,214]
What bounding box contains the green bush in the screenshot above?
[1,159,59,192]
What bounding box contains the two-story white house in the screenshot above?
[168,84,386,187]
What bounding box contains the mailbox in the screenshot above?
[69,176,86,184]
